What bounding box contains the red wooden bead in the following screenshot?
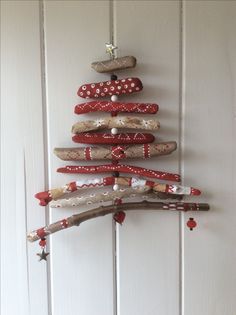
[113,211,126,225]
[39,239,46,247]
[190,188,201,196]
[187,218,197,230]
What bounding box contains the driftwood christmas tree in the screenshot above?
[27,45,209,260]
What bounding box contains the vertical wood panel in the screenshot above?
[43,1,114,315]
[183,1,236,314]
[114,2,181,314]
[1,1,49,315]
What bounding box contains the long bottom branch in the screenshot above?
[27,201,210,242]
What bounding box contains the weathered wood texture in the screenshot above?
[1,1,236,315]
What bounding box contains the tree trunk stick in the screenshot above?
[27,201,210,242]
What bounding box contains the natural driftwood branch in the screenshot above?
[27,201,210,242]
[35,176,200,206]
[91,56,137,73]
[57,164,181,182]
[49,187,182,208]
[71,116,160,133]
[53,142,177,161]
[49,186,150,208]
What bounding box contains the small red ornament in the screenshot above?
[113,211,126,225]
[39,238,46,247]
[187,218,197,230]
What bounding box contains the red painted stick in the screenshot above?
[74,101,158,114]
[57,164,181,182]
[72,133,155,145]
[77,77,143,98]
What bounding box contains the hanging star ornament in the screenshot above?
[105,43,117,58]
[37,248,50,261]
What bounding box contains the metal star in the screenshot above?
[105,43,117,58]
[37,248,49,261]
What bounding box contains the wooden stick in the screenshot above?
[35,176,200,206]
[72,132,155,145]
[74,101,158,114]
[72,116,160,133]
[49,187,151,208]
[49,186,183,208]
[91,56,137,73]
[77,77,143,98]
[27,201,210,242]
[57,164,181,182]
[54,142,177,161]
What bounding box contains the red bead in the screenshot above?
[113,211,126,225]
[39,239,46,247]
[190,187,201,196]
[187,218,197,230]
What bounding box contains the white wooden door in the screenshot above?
[1,1,236,315]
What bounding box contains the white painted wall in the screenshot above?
[1,1,236,315]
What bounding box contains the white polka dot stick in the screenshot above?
[77,77,143,98]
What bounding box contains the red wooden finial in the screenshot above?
[187,218,197,230]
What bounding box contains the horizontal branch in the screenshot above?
[72,116,160,133]
[57,163,181,182]
[54,142,176,161]
[27,201,210,242]
[34,176,199,206]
